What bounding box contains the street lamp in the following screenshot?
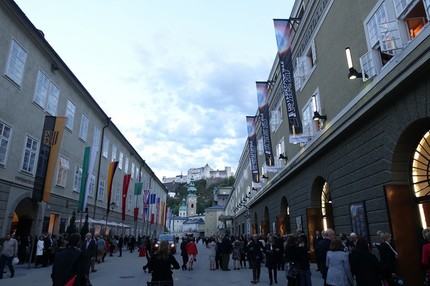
[104,202,117,236]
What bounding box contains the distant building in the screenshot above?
[162,164,233,184]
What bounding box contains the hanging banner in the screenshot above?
[142,189,150,222]
[273,19,307,144]
[106,161,119,215]
[161,201,165,226]
[33,116,66,202]
[78,147,90,212]
[156,197,160,225]
[150,193,156,224]
[256,81,275,167]
[122,174,131,221]
[246,116,260,184]
[134,182,143,195]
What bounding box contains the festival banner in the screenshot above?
[156,197,160,225]
[33,116,66,202]
[273,19,307,144]
[161,201,165,226]
[246,116,260,184]
[256,81,275,167]
[134,182,143,195]
[122,174,131,221]
[134,207,139,221]
[78,146,98,212]
[106,161,119,215]
[142,189,150,222]
[150,193,156,224]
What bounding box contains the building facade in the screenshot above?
[229,0,430,285]
[0,0,168,239]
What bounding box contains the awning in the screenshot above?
[218,215,234,222]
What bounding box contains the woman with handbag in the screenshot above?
[285,236,300,286]
[325,238,353,286]
[146,240,180,285]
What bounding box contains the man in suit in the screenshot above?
[81,233,97,277]
[316,228,335,285]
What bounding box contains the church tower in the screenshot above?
[186,179,197,217]
[179,198,187,217]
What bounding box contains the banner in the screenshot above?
[134,207,139,221]
[273,19,307,144]
[161,201,165,226]
[122,174,131,221]
[33,116,66,202]
[142,189,150,222]
[150,193,156,224]
[256,81,275,167]
[106,161,119,215]
[246,116,260,184]
[77,146,98,212]
[134,182,143,195]
[156,197,160,225]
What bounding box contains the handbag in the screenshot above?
[12,257,19,265]
[286,262,300,279]
[65,275,77,286]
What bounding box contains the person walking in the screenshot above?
[297,236,312,286]
[81,232,97,279]
[35,235,45,268]
[0,233,18,279]
[378,232,399,286]
[325,238,353,286]
[96,235,106,263]
[117,235,124,257]
[246,233,265,284]
[316,228,335,284]
[285,236,300,286]
[208,237,217,271]
[180,237,189,271]
[51,233,86,286]
[232,236,241,270]
[186,238,198,271]
[146,240,180,284]
[264,234,279,285]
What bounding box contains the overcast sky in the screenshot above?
[15,0,294,180]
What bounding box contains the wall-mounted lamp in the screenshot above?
[311,94,327,121]
[345,47,364,80]
[279,153,288,160]
[252,187,258,191]
[262,175,269,180]
[51,63,59,72]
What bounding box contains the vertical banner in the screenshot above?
[246,116,260,184]
[134,207,139,221]
[273,19,307,144]
[33,116,66,202]
[256,81,275,167]
[122,174,131,221]
[142,189,150,222]
[134,182,143,195]
[161,201,165,226]
[150,193,156,224]
[106,161,119,215]
[78,147,90,212]
[156,197,160,225]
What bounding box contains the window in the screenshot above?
[294,40,317,90]
[5,39,27,86]
[257,137,264,156]
[93,127,101,148]
[73,165,82,192]
[302,100,317,138]
[65,100,76,130]
[275,138,285,168]
[128,195,133,211]
[0,121,12,166]
[21,136,38,174]
[270,103,283,132]
[98,179,105,201]
[131,163,135,179]
[111,144,117,162]
[56,156,69,187]
[125,157,129,173]
[33,70,59,115]
[79,114,89,141]
[88,175,95,197]
[119,152,124,170]
[102,136,109,158]
[114,184,120,205]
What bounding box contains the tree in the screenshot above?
[65,210,79,236]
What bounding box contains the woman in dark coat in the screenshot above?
[246,234,265,284]
[378,232,398,285]
[264,234,279,285]
[284,236,300,286]
[350,238,382,286]
[147,240,180,284]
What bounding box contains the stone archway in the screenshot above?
[11,197,38,238]
[252,212,258,235]
[277,196,290,235]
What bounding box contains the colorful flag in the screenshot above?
[106,161,119,215]
[134,182,143,195]
[142,189,150,222]
[33,116,66,202]
[161,201,165,226]
[150,193,156,224]
[122,174,131,221]
[246,116,260,184]
[256,81,275,167]
[273,19,307,144]
[78,146,98,212]
[156,197,160,225]
[134,207,139,221]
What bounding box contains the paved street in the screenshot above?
[1,242,324,285]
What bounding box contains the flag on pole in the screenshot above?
[134,207,139,221]
[246,116,261,185]
[106,161,119,215]
[122,174,131,221]
[161,201,165,226]
[150,193,156,224]
[142,189,150,223]
[78,146,98,212]
[256,82,275,168]
[156,197,160,225]
[134,182,143,195]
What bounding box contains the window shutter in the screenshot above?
[379,20,403,52]
[296,56,307,77]
[360,50,380,81]
[270,110,279,132]
[293,68,301,91]
[393,0,415,18]
[311,41,317,65]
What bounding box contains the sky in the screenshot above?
[14,0,294,180]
